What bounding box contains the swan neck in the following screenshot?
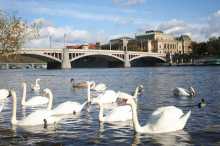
[11,91,17,125]
[47,90,53,110]
[129,100,142,132]
[98,103,104,122]
[80,101,88,111]
[134,87,139,98]
[87,83,91,102]
[36,79,39,85]
[21,83,27,105]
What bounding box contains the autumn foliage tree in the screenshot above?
[0,11,39,56]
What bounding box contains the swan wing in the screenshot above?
[105,105,132,122]
[52,101,82,115]
[25,96,49,106]
[94,90,118,104]
[146,106,185,133]
[117,92,134,99]
[94,83,106,92]
[173,87,189,96]
[19,109,54,126]
[0,89,9,99]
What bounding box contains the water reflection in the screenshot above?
[132,130,191,146]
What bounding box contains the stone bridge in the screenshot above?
[18,48,167,69]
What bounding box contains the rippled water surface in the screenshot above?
[0,66,220,146]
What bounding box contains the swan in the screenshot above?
[91,90,119,104]
[98,102,132,122]
[70,78,89,88]
[0,89,10,100]
[51,81,92,116]
[121,98,191,133]
[117,85,144,102]
[92,85,143,105]
[0,102,4,112]
[173,87,196,97]
[21,82,49,106]
[31,78,41,92]
[91,82,107,92]
[10,89,61,126]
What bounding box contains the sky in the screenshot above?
[0,0,220,48]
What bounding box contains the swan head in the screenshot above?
[43,88,51,96]
[7,89,13,97]
[116,97,137,107]
[22,81,27,86]
[189,86,196,96]
[138,85,144,95]
[88,81,95,89]
[70,78,74,83]
[36,78,41,82]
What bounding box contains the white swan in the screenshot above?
[91,82,107,92]
[91,90,119,104]
[31,78,41,92]
[122,98,191,133]
[173,87,196,97]
[98,102,132,122]
[0,102,4,112]
[10,89,61,126]
[51,81,92,116]
[21,82,49,106]
[117,85,143,102]
[0,89,9,100]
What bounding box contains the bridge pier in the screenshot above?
[61,48,71,69]
[124,53,131,68]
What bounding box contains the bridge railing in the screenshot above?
[20,48,165,56]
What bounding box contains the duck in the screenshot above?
[21,82,49,107]
[121,98,191,133]
[10,89,61,127]
[198,98,206,108]
[31,78,41,92]
[173,87,196,97]
[0,89,10,100]
[70,78,88,88]
[51,81,92,116]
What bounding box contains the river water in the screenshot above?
[0,66,220,146]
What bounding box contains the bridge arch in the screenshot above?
[130,55,166,62]
[70,53,124,68]
[70,53,124,63]
[130,55,166,67]
[19,52,62,63]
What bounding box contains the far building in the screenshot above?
[66,30,192,56]
[101,30,192,55]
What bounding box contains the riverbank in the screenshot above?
[0,54,47,69]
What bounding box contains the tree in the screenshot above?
[0,11,39,56]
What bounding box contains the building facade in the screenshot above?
[102,30,192,55]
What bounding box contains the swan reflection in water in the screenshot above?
[132,130,191,146]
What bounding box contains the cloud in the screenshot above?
[24,19,109,48]
[138,10,220,42]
